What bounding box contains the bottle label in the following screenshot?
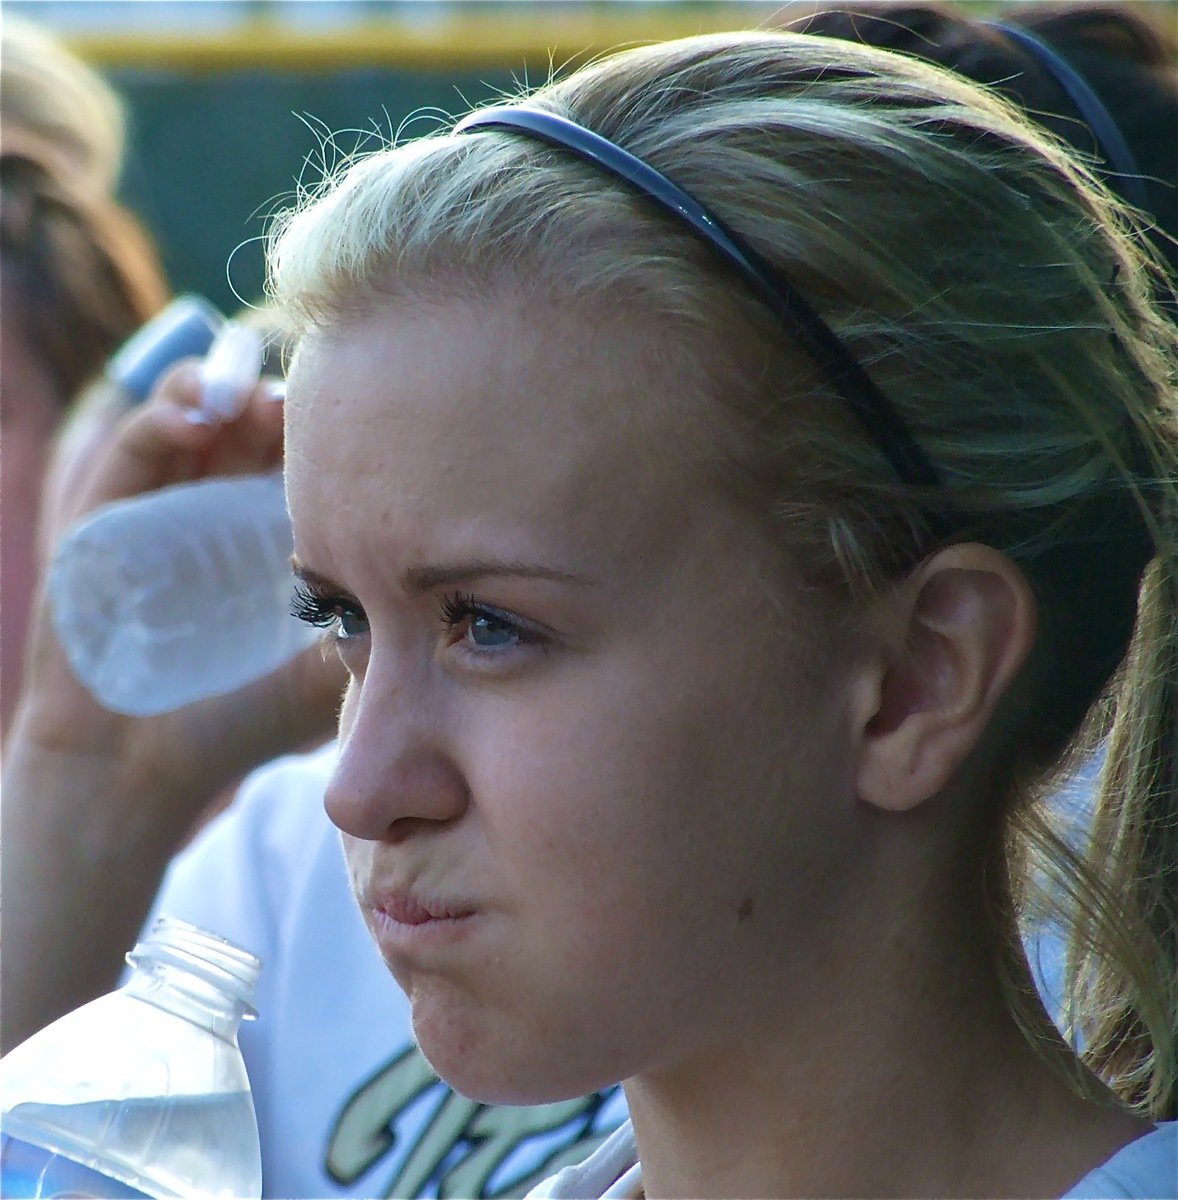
[0,1134,149,1199]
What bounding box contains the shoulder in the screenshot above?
[1062,1122,1177,1199]
[174,742,336,874]
[145,742,340,956]
[225,740,339,836]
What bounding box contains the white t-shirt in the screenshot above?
[142,744,627,1198]
[528,1120,1178,1199]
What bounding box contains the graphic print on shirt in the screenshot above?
[325,1046,624,1198]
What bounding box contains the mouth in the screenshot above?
[376,891,477,926]
[367,891,480,958]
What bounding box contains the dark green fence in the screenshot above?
[112,65,518,314]
[94,0,1175,314]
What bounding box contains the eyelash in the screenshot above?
[438,591,546,653]
[290,582,367,640]
[289,583,542,653]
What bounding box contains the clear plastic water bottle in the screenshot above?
[46,471,321,716]
[0,918,263,1198]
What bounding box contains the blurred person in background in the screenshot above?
[0,15,125,199]
[0,15,170,739]
[3,2,1174,1197]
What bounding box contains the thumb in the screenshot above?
[83,361,224,505]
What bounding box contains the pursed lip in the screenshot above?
[366,889,482,957]
[374,890,477,926]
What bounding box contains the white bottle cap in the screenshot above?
[199,323,264,421]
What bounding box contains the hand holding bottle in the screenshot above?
[2,323,345,1053]
[15,323,304,751]
[46,324,326,716]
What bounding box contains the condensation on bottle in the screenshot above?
[0,918,263,1198]
[46,471,321,716]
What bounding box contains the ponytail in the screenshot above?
[1074,550,1178,1119]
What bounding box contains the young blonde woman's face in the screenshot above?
[285,294,867,1103]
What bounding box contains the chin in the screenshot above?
[409,988,616,1106]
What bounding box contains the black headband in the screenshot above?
[454,106,956,538]
[993,22,1150,213]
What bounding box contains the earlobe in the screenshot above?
[855,545,1037,813]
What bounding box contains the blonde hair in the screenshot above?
[0,15,125,197]
[268,31,1178,1119]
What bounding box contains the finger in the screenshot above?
[45,360,224,540]
[199,376,287,478]
[78,360,225,508]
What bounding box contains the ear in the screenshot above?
[854,544,1037,813]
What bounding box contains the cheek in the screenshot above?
[339,831,374,904]
[471,650,820,938]
[438,671,836,1095]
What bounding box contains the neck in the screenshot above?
[623,860,1147,1199]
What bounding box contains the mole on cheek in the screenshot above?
[736,896,755,922]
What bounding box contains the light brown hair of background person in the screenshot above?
[0,14,126,197]
[0,16,169,739]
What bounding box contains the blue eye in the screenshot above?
[469,611,518,648]
[439,591,538,655]
[335,607,369,640]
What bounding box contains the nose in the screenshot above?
[324,660,470,842]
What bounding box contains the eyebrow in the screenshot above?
[291,557,593,595]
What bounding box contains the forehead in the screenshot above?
[284,293,729,570]
[287,295,710,482]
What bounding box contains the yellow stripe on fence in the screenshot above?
[68,6,795,74]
